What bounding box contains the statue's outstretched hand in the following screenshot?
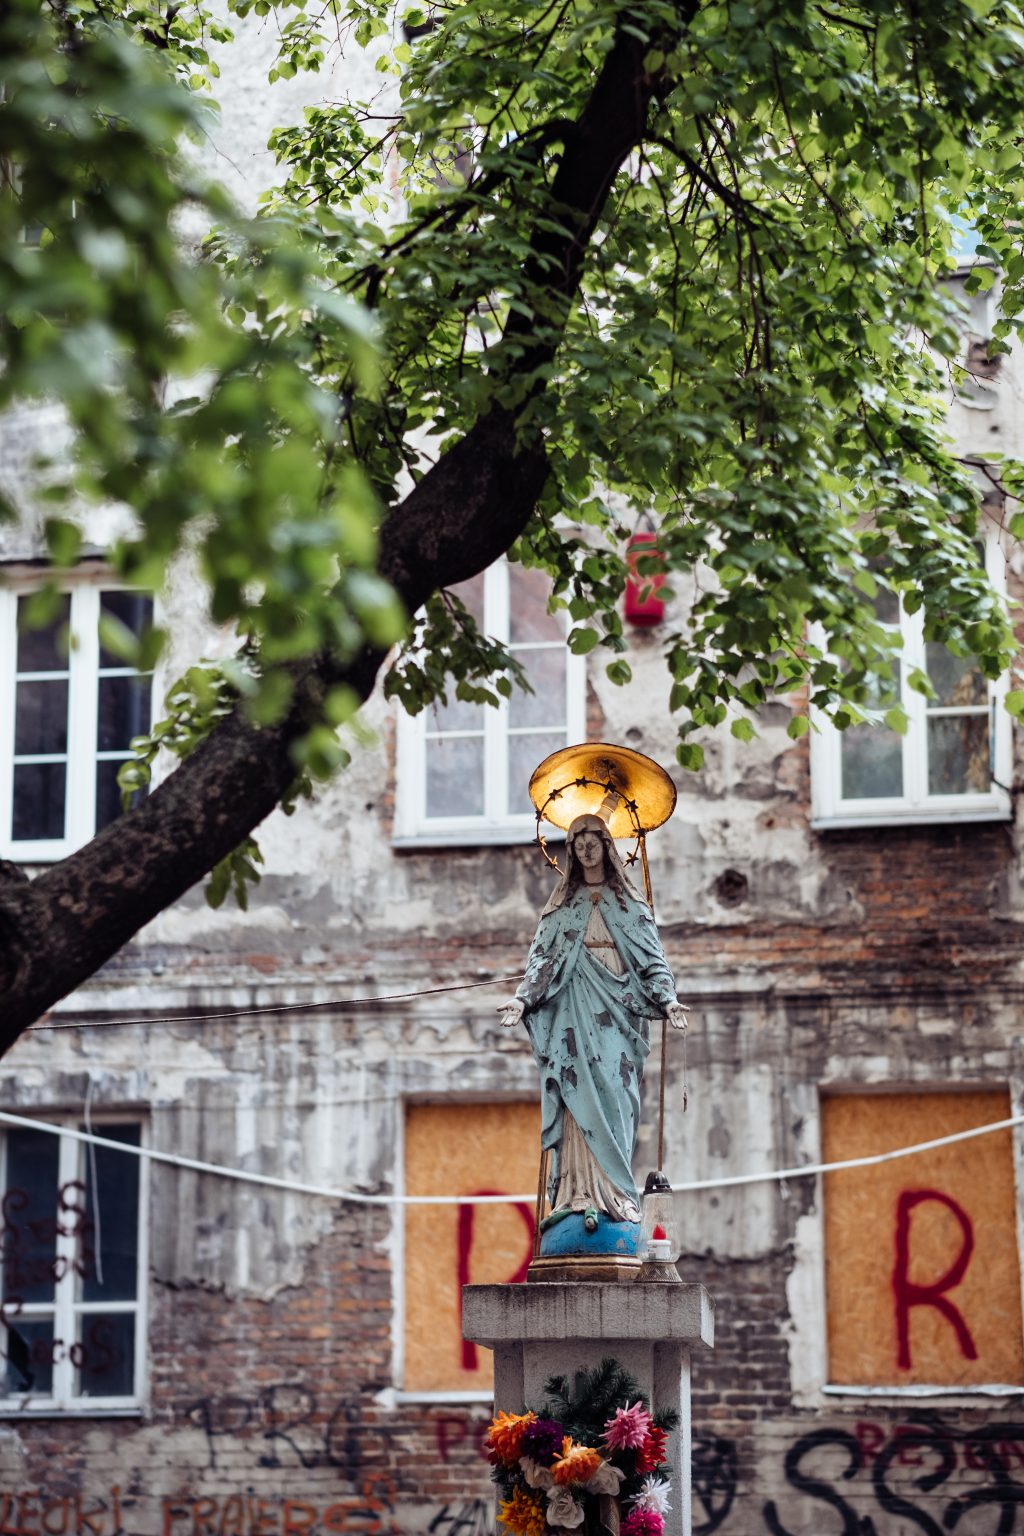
[666,1001,690,1032]
[498,998,525,1031]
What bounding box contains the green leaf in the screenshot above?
[786,715,810,740]
[730,717,756,742]
[44,519,82,567]
[568,628,601,655]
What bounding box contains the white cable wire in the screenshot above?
[674,1112,1024,1191]
[0,1109,1019,1205]
[83,1076,104,1286]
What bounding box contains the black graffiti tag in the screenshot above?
[692,1433,738,1535]
[762,1428,877,1536]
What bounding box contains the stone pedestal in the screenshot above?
[462,1283,714,1536]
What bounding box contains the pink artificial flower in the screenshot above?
[603,1400,653,1452]
[621,1511,664,1536]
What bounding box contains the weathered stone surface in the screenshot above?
[464,1281,714,1536]
[462,1280,714,1347]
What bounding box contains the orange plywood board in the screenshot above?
[404,1101,540,1393]
[822,1090,1024,1387]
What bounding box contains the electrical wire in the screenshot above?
[24,974,528,1034]
[0,1108,1019,1205]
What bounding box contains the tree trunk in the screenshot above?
[0,21,674,1045]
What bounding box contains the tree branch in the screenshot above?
[0,10,688,1044]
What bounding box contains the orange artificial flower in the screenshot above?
[497,1488,546,1536]
[552,1435,603,1486]
[486,1410,538,1467]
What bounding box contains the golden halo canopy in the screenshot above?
[528,742,677,840]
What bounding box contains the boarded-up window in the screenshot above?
[403,1101,540,1393]
[822,1089,1024,1387]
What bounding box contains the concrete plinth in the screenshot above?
[462,1283,714,1536]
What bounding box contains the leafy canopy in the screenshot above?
[3,0,1024,792]
[1,0,398,781]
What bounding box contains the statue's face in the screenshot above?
[573,829,606,875]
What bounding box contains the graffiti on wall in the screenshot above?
[404,1102,541,1394]
[692,1435,738,1534]
[10,1404,1024,1534]
[822,1092,1024,1390]
[186,1386,363,1473]
[160,1486,400,1536]
[762,1418,1024,1536]
[892,1189,978,1371]
[6,1420,1024,1535]
[0,1489,123,1536]
[0,1471,495,1536]
[0,1179,125,1392]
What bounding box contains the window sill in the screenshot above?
[394,1389,494,1405]
[812,806,1012,831]
[0,845,74,864]
[823,1382,1024,1400]
[0,1403,143,1418]
[392,826,565,851]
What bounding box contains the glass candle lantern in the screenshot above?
[637,1170,681,1281]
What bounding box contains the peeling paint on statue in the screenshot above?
[499,815,687,1266]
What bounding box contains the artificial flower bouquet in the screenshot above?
[486,1357,679,1536]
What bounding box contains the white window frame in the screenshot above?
[0,572,156,862]
[810,537,1011,829]
[0,1118,149,1417]
[394,560,586,846]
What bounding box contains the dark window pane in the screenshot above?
[16,596,70,673]
[509,567,561,644]
[508,648,566,729]
[76,1312,134,1397]
[425,736,484,817]
[2,1129,58,1304]
[80,1124,140,1303]
[12,762,66,841]
[14,679,68,756]
[508,730,565,815]
[840,725,903,800]
[99,593,153,668]
[925,644,988,708]
[96,675,151,753]
[94,759,146,832]
[3,1316,54,1396]
[928,715,990,795]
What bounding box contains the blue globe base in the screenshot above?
[538,1211,642,1260]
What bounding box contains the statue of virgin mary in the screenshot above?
[500,814,687,1238]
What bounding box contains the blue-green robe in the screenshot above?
[515,884,678,1210]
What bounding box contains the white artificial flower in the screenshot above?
[546,1487,585,1528]
[584,1458,626,1495]
[520,1455,554,1490]
[632,1475,672,1515]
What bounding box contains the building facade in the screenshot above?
[2,25,1024,1536]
